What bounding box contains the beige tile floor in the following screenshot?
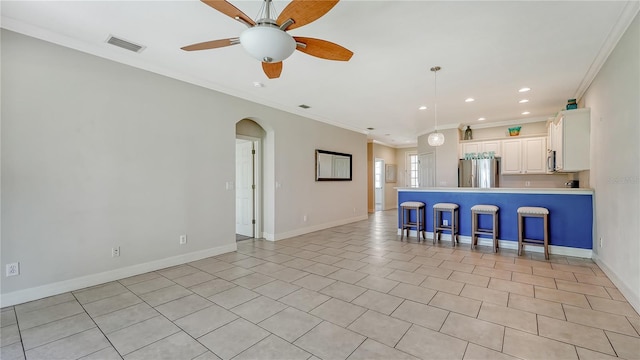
[1,210,639,360]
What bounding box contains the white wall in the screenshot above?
[417,128,459,187]
[0,30,367,305]
[468,121,548,140]
[269,116,367,238]
[582,13,639,312]
[395,147,417,187]
[372,144,397,210]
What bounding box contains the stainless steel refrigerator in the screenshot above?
[458,158,500,188]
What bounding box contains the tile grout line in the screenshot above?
[71,289,131,359]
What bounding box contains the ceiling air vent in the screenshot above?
[106,35,145,53]
[298,104,311,109]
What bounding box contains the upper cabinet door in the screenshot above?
[483,141,501,157]
[501,139,522,174]
[460,140,501,158]
[461,142,481,158]
[551,108,590,172]
[522,137,547,174]
[554,117,564,171]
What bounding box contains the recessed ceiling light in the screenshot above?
[419,106,427,110]
[519,87,531,92]
[522,111,530,115]
[298,104,311,109]
[367,127,374,130]
[252,81,264,88]
[478,117,486,121]
[519,99,529,103]
[465,98,475,102]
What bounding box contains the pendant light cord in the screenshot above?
[431,66,441,134]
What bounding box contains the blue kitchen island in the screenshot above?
[397,187,594,257]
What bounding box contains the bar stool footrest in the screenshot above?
[521,238,545,245]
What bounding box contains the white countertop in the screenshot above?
[395,187,594,195]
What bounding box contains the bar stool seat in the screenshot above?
[433,203,459,246]
[400,201,426,242]
[471,205,499,252]
[517,206,550,260]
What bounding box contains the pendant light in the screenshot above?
[428,66,445,147]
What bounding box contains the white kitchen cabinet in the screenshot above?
[522,137,547,173]
[483,140,501,157]
[501,136,547,174]
[460,140,501,158]
[501,139,522,174]
[550,108,590,172]
[461,142,480,157]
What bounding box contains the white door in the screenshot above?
[374,159,384,211]
[236,139,254,237]
[418,153,435,187]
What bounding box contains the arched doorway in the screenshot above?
[236,119,266,241]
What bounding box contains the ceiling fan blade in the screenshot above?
[262,62,283,79]
[294,37,353,61]
[201,0,255,26]
[277,0,339,31]
[181,38,239,51]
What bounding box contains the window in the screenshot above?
[407,153,419,187]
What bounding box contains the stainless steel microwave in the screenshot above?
[547,150,556,172]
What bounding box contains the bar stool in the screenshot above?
[471,205,499,252]
[517,206,550,260]
[400,201,426,242]
[433,203,459,246]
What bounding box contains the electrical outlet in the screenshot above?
[443,219,449,226]
[6,262,19,277]
[179,235,187,245]
[599,237,603,248]
[525,181,531,187]
[112,247,120,257]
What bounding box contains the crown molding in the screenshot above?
[460,116,551,130]
[574,1,640,101]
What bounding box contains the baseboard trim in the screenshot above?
[398,229,592,258]
[592,253,640,315]
[268,215,369,242]
[0,243,237,307]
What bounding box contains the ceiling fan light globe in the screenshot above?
[428,132,445,147]
[240,26,296,63]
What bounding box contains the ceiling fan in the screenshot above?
[181,0,353,79]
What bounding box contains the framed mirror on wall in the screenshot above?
[316,149,352,181]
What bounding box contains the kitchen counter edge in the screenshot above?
[395,187,594,195]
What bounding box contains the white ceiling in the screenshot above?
[2,1,637,146]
